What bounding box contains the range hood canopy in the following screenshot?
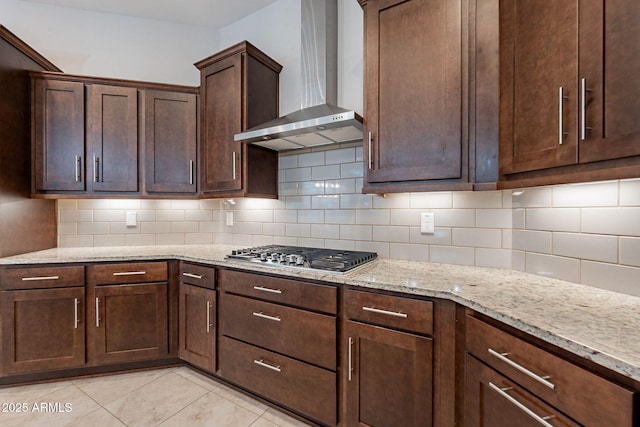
[234,0,363,151]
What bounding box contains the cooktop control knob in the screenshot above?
[270,253,279,261]
[295,255,304,265]
[279,254,287,262]
[260,253,268,261]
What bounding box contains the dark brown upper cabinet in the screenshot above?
[195,41,282,199]
[143,90,198,195]
[499,0,640,187]
[359,0,499,193]
[31,72,198,198]
[87,84,138,193]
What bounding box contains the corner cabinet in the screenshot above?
[359,0,499,193]
[195,41,282,199]
[499,0,640,188]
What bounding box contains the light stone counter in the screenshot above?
[1,244,639,383]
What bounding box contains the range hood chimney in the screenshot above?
[234,0,363,151]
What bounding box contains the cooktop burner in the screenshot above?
[225,245,377,273]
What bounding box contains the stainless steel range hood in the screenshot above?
[234,0,363,151]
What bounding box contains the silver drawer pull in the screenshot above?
[95,297,100,327]
[252,311,281,322]
[182,272,203,279]
[254,359,281,373]
[362,306,408,318]
[489,382,556,427]
[74,298,79,329]
[112,271,146,276]
[253,286,282,294]
[21,276,60,281]
[489,348,555,390]
[206,301,212,333]
[348,337,354,381]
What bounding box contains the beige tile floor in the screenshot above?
[0,367,312,426]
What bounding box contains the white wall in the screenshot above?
[0,0,218,85]
[218,0,363,116]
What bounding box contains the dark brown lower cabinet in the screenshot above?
[178,283,216,372]
[465,355,579,427]
[88,282,168,365]
[344,320,433,427]
[1,287,85,375]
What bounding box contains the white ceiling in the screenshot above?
[20,0,281,27]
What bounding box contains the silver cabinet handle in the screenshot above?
[93,155,100,182]
[367,131,373,169]
[252,311,281,322]
[362,306,408,318]
[254,359,281,373]
[21,275,59,281]
[348,337,354,381]
[253,286,282,294]
[112,271,146,276]
[488,348,555,390]
[189,160,194,185]
[95,297,100,327]
[489,382,556,427]
[580,78,592,140]
[558,87,568,145]
[232,151,237,180]
[75,155,82,182]
[206,301,212,333]
[182,272,203,280]
[74,298,79,329]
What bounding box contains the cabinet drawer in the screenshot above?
[89,262,167,284]
[1,266,84,290]
[466,315,635,427]
[219,336,336,426]
[218,269,337,314]
[219,292,336,370]
[345,289,433,335]
[179,262,215,289]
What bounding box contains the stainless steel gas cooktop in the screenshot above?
[225,245,377,273]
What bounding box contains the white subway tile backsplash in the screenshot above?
[390,243,429,262]
[298,210,325,224]
[552,181,619,207]
[312,195,340,209]
[156,210,185,222]
[340,162,363,178]
[299,181,326,195]
[141,200,171,209]
[184,209,213,222]
[59,210,93,223]
[110,222,141,234]
[57,199,78,210]
[373,226,410,243]
[526,208,580,232]
[298,151,325,167]
[279,182,299,196]
[453,191,503,209]
[620,237,640,267]
[171,222,199,233]
[340,225,372,241]
[409,227,452,245]
[512,230,552,253]
[325,179,356,194]
[582,208,640,236]
[326,147,355,164]
[620,178,640,206]
[285,223,310,238]
[355,241,390,257]
[311,224,340,240]
[476,209,512,228]
[125,234,156,246]
[93,210,125,222]
[312,164,340,180]
[452,228,502,248]
[285,167,311,182]
[263,223,286,236]
[170,200,200,210]
[156,233,185,245]
[356,209,390,225]
[78,199,110,210]
[410,192,452,209]
[94,234,125,247]
[429,209,475,227]
[511,250,525,271]
[340,194,372,209]
[274,209,298,223]
[390,209,420,226]
[525,253,581,283]
[59,235,94,247]
[141,222,171,234]
[511,186,552,208]
[279,154,297,169]
[373,193,412,209]
[57,222,77,235]
[430,246,474,266]
[581,261,640,296]
[110,199,142,210]
[476,248,512,269]
[325,209,355,224]
[325,239,355,250]
[298,238,326,247]
[185,233,214,244]
[78,222,110,235]
[285,196,311,210]
[553,233,618,263]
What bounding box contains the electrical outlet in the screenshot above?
[125,211,137,227]
[420,212,434,234]
[226,211,234,226]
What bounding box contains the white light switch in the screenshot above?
[226,211,234,226]
[420,212,435,234]
[125,211,137,227]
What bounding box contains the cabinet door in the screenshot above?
[178,283,216,372]
[144,90,197,193]
[89,283,167,365]
[32,79,85,191]
[1,287,85,374]
[499,0,579,174]
[579,1,640,163]
[364,0,463,184]
[87,84,138,192]
[465,356,580,427]
[344,320,433,427]
[200,54,242,193]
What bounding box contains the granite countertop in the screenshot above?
[1,244,639,383]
